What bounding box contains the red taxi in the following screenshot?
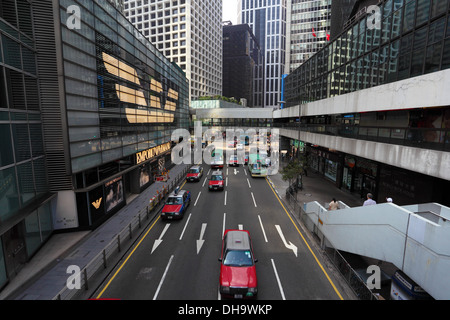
[219,229,257,299]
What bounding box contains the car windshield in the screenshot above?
[188,168,199,173]
[230,156,237,160]
[223,250,253,267]
[166,197,183,205]
[211,175,222,181]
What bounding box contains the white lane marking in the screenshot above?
[224,190,227,206]
[222,213,226,238]
[251,192,257,207]
[153,255,174,300]
[271,259,286,300]
[258,215,268,242]
[247,178,251,188]
[202,177,207,187]
[179,213,191,240]
[194,191,201,206]
[226,177,228,187]
[244,168,247,176]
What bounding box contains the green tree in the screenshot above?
[280,153,307,191]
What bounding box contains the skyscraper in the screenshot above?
[286,0,332,73]
[223,23,264,107]
[240,0,288,108]
[124,0,223,101]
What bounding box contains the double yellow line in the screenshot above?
[265,178,344,300]
[95,180,187,299]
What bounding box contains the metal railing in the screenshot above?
[283,189,378,300]
[53,165,189,300]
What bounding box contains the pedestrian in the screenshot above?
[328,198,339,211]
[363,193,377,206]
[386,197,393,203]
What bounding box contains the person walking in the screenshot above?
[363,193,377,206]
[328,198,339,211]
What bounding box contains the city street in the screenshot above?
[92,152,350,300]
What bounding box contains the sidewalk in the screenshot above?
[0,162,189,300]
[268,161,364,209]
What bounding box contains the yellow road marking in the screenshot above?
[96,179,187,299]
[265,178,344,300]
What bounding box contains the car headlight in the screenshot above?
[248,287,257,293]
[220,286,230,293]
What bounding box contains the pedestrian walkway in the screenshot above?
[0,162,190,300]
[268,162,363,209]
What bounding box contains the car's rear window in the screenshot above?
[211,175,223,181]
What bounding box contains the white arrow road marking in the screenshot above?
[234,168,239,175]
[196,223,207,254]
[238,224,243,230]
[275,225,298,257]
[152,223,170,254]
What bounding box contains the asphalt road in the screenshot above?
[92,156,349,300]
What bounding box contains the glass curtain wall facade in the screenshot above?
[0,0,54,289]
[241,0,288,108]
[285,0,450,106]
[58,0,190,228]
[124,0,223,101]
[288,0,332,72]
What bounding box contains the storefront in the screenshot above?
[340,155,379,200]
[306,145,343,187]
[75,145,172,229]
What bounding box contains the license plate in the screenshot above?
[167,216,173,219]
[234,294,243,299]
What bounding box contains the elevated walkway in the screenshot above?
[304,201,450,300]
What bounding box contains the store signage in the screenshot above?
[91,197,102,210]
[136,142,171,165]
[101,52,177,123]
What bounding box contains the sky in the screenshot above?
[223,0,239,24]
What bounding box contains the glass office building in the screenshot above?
[1,0,189,289]
[287,0,332,73]
[285,0,450,105]
[0,0,54,290]
[57,0,189,229]
[241,0,288,108]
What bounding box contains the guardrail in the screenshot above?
[283,189,378,300]
[53,165,189,300]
